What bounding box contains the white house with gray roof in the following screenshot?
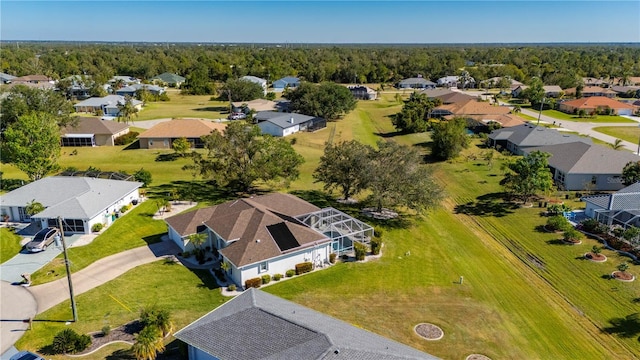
[524,142,640,191]
[397,77,436,89]
[74,95,143,117]
[174,288,439,360]
[255,111,326,137]
[582,182,640,229]
[241,75,268,94]
[488,123,592,156]
[0,177,142,233]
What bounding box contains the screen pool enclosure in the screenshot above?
[296,207,374,255]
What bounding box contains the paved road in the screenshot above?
[0,282,37,355]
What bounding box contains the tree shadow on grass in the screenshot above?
[603,313,640,341]
[106,349,135,360]
[374,131,404,138]
[155,153,181,162]
[193,106,228,112]
[123,140,140,150]
[546,239,569,245]
[146,180,237,204]
[454,192,517,217]
[191,268,219,290]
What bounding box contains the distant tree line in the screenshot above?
[2,43,639,89]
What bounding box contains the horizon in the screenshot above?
[2,1,639,43]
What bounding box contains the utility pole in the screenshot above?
[58,217,78,322]
[536,97,545,126]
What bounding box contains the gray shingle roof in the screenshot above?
[489,124,592,148]
[61,117,129,136]
[398,78,436,86]
[0,177,141,220]
[150,72,186,84]
[74,95,143,108]
[174,288,439,360]
[525,142,640,175]
[241,75,267,85]
[255,111,320,129]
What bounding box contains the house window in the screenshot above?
[259,262,268,273]
[591,176,597,185]
[557,171,565,183]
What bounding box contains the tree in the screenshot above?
[25,199,45,217]
[181,66,217,95]
[501,151,553,204]
[220,79,264,102]
[591,245,601,255]
[575,83,584,99]
[188,233,207,250]
[392,93,441,133]
[132,326,165,360]
[140,306,174,338]
[2,112,61,181]
[184,122,304,192]
[172,137,191,156]
[117,95,139,124]
[497,77,511,92]
[609,138,624,150]
[617,262,630,273]
[366,141,443,213]
[522,77,545,106]
[285,82,356,120]
[622,161,640,186]
[313,140,373,200]
[430,117,470,160]
[0,85,75,131]
[134,168,153,187]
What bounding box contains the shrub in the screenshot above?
[329,253,337,264]
[101,325,111,336]
[134,168,153,187]
[261,274,271,284]
[354,242,367,261]
[613,227,625,238]
[114,131,139,145]
[370,238,382,255]
[228,284,237,291]
[622,226,640,241]
[563,228,583,243]
[273,273,282,281]
[285,269,295,278]
[581,218,605,233]
[120,205,130,213]
[52,328,91,354]
[295,262,313,275]
[182,250,191,258]
[373,227,384,238]
[91,223,104,232]
[547,203,570,216]
[245,277,262,289]
[546,215,570,232]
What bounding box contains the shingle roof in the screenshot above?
[488,124,592,148]
[398,77,435,86]
[525,142,640,175]
[241,75,267,85]
[174,288,439,360]
[466,114,524,128]
[420,88,455,98]
[165,193,326,267]
[12,74,51,82]
[561,96,636,110]
[138,119,226,138]
[150,72,185,84]
[116,83,164,93]
[435,99,511,116]
[0,72,16,82]
[61,117,129,136]
[582,182,640,210]
[74,95,143,108]
[255,111,320,129]
[0,177,141,220]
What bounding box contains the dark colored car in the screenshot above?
[25,227,60,253]
[10,351,44,360]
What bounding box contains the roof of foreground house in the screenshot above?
[560,96,636,110]
[174,288,440,360]
[435,99,510,116]
[0,177,141,220]
[255,111,320,129]
[165,193,328,267]
[488,123,592,148]
[137,119,226,139]
[61,117,129,136]
[582,182,640,210]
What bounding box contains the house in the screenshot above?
[115,83,165,97]
[511,85,563,98]
[420,88,477,104]
[174,288,439,360]
[397,77,436,90]
[582,77,608,87]
[564,86,617,98]
[524,142,640,191]
[108,76,140,85]
[73,95,143,116]
[610,85,640,98]
[466,114,525,129]
[11,74,53,84]
[0,176,142,233]
[558,96,637,116]
[165,193,374,287]
[347,85,377,100]
[582,182,640,229]
[137,119,226,149]
[437,76,460,87]
[488,123,592,155]
[432,99,511,118]
[272,76,300,91]
[255,111,326,137]
[0,72,16,84]
[483,76,523,89]
[240,75,268,94]
[149,72,186,87]
[231,99,279,113]
[61,117,130,146]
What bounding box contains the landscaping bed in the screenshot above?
[584,252,607,262]
[414,323,443,341]
[73,321,143,356]
[611,271,635,282]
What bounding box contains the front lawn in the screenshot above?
[30,200,167,285]
[593,126,640,145]
[1,227,22,263]
[16,261,228,358]
[542,109,635,123]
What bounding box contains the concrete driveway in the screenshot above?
[0,281,37,355]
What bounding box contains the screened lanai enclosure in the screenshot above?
[593,209,640,230]
[296,208,374,254]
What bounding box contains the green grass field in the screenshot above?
[11,93,640,359]
[542,109,635,123]
[135,91,229,121]
[1,228,22,263]
[593,126,640,145]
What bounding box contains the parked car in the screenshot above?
[10,351,44,360]
[228,112,247,120]
[25,227,60,253]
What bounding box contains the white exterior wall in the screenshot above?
[584,202,603,218]
[564,173,626,191]
[168,226,186,251]
[258,121,299,137]
[188,345,219,360]
[87,188,141,233]
[228,242,331,286]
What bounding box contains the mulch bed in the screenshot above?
[74,321,143,356]
[414,323,443,341]
[584,252,607,262]
[612,271,635,282]
[466,355,492,360]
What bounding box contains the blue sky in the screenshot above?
[1,1,639,43]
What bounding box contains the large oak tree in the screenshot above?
[285,82,356,120]
[501,151,553,203]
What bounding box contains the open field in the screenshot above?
[134,91,229,121]
[542,109,635,123]
[10,93,640,359]
[0,228,22,264]
[593,126,640,145]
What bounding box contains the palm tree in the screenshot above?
[111,78,125,93]
[117,95,139,124]
[188,232,207,251]
[132,326,164,360]
[591,245,601,255]
[25,199,45,217]
[609,138,624,150]
[617,262,630,273]
[220,261,230,273]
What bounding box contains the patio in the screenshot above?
[296,207,374,255]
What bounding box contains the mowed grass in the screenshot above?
[593,126,640,145]
[542,109,635,123]
[135,91,229,121]
[29,200,167,285]
[16,261,228,357]
[1,228,22,263]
